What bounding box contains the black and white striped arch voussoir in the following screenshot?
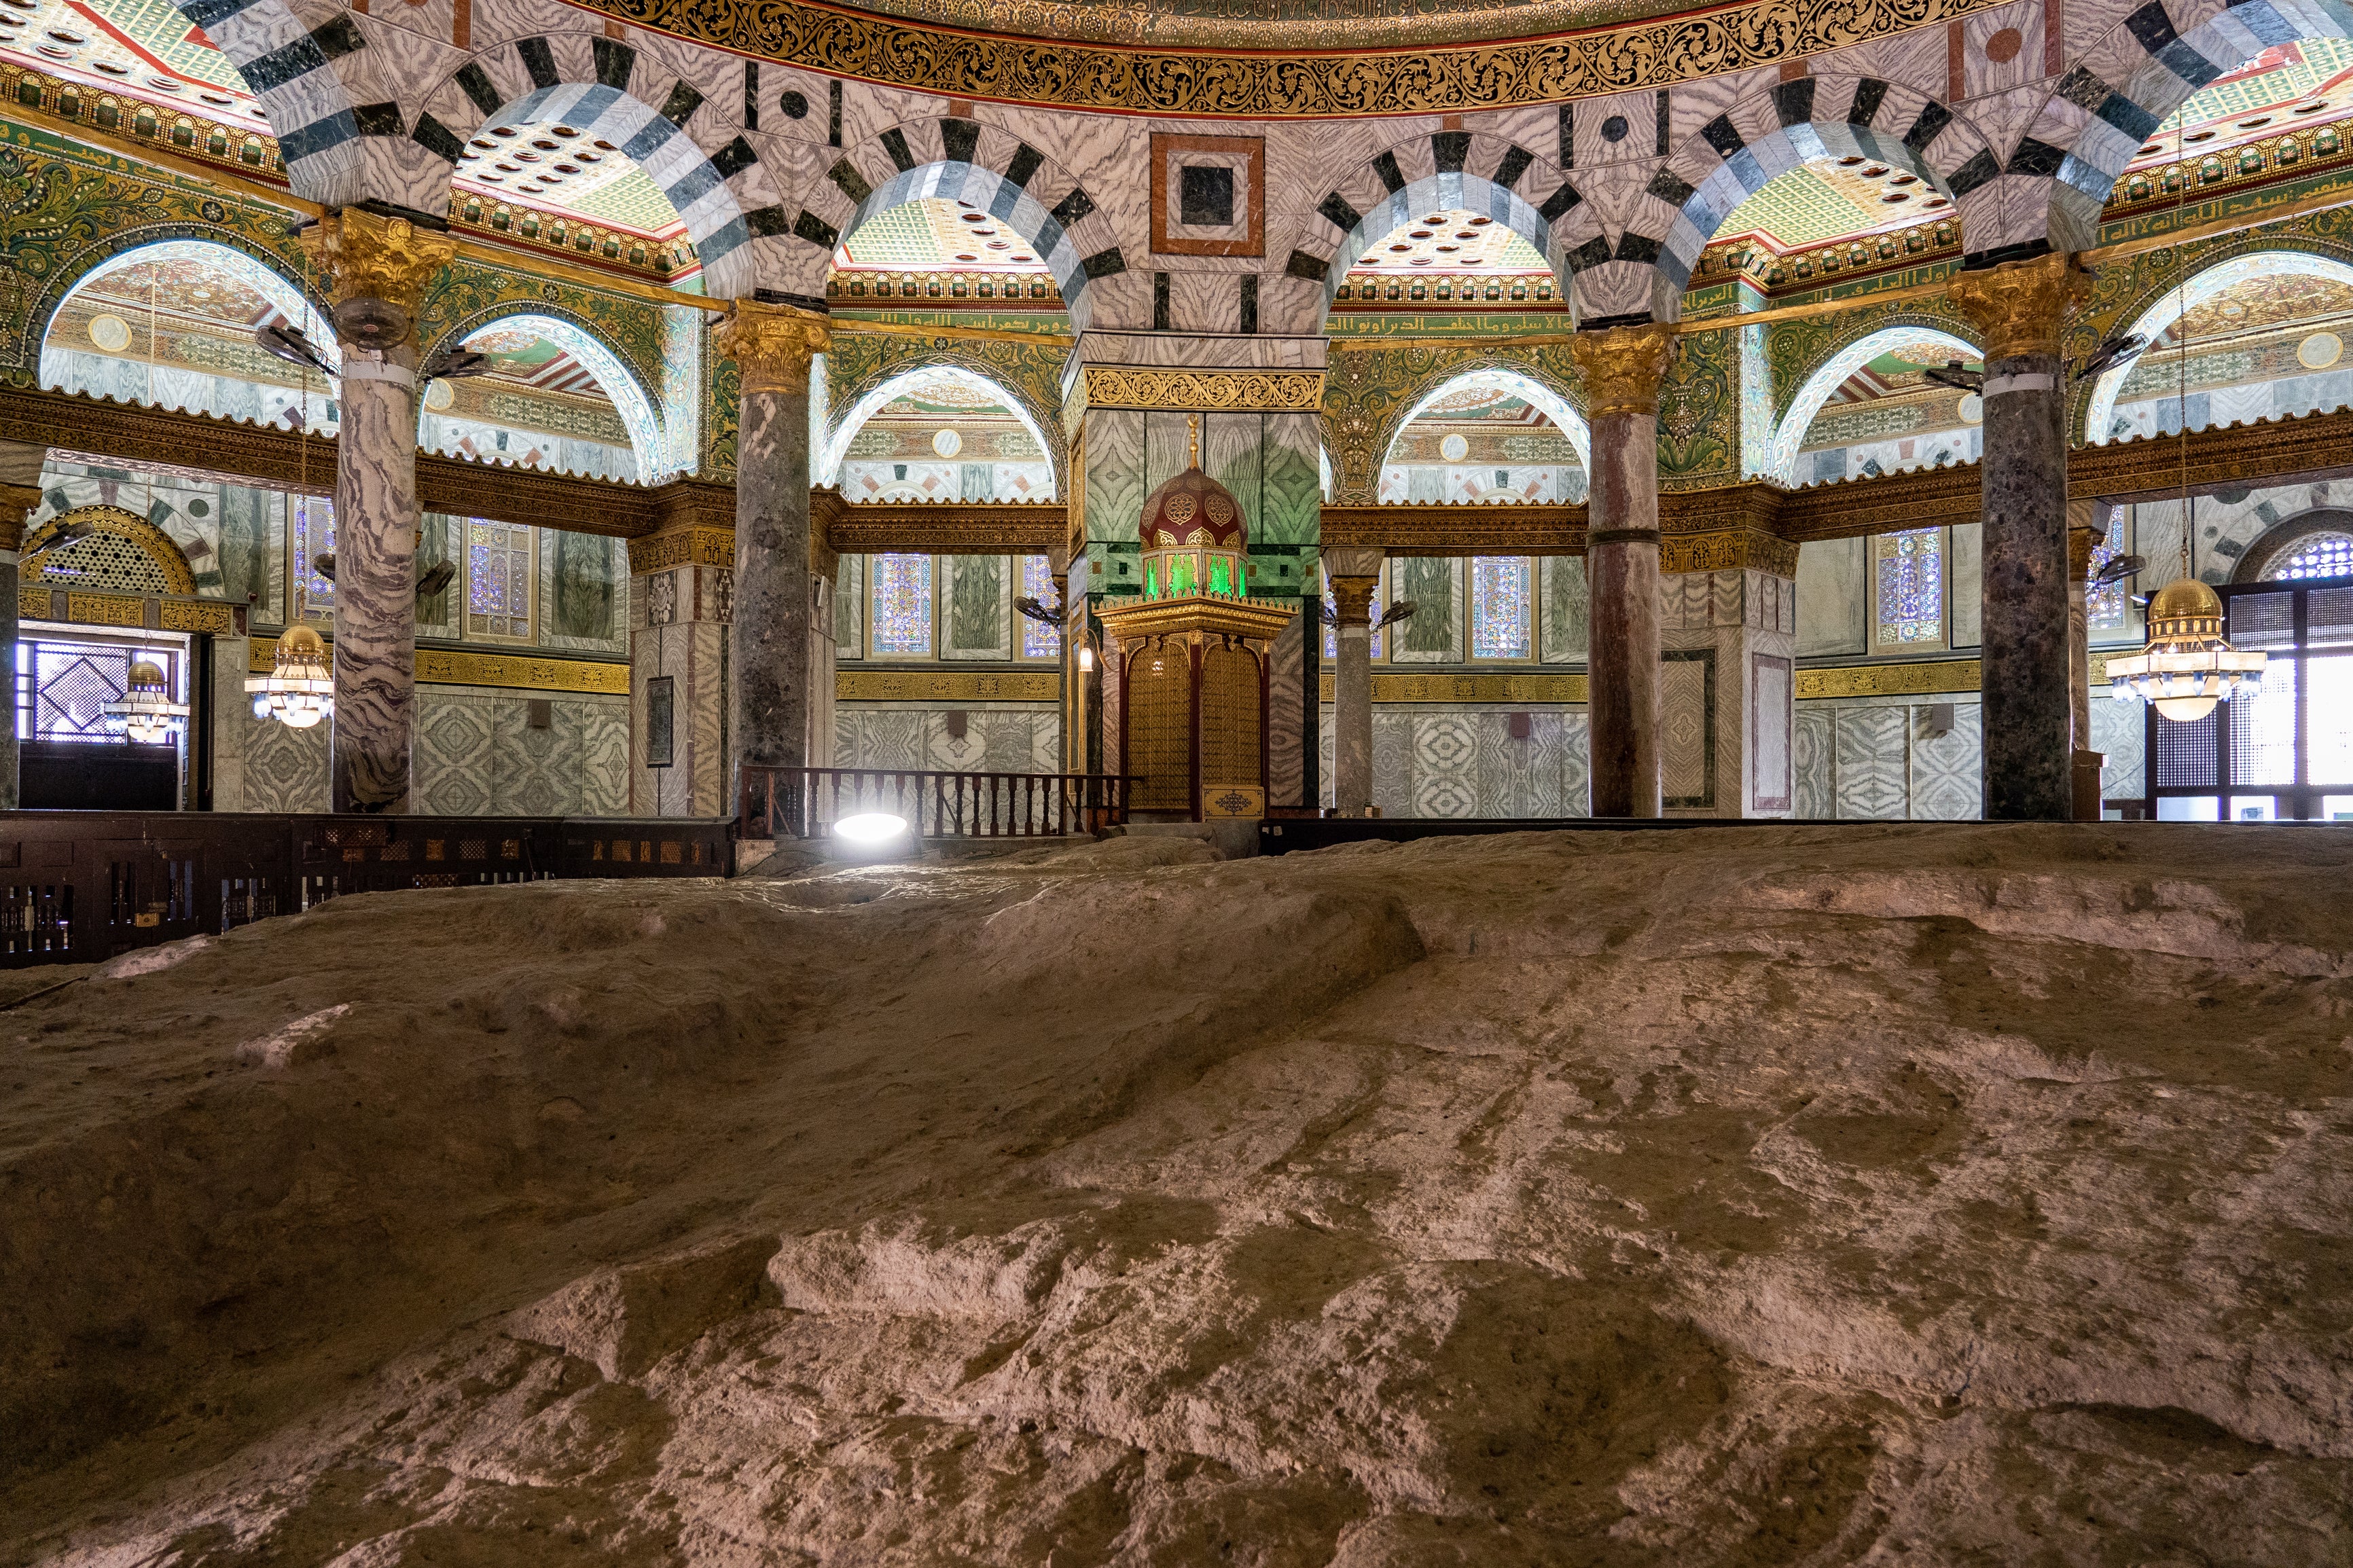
[1645,75,1991,293]
[170,0,393,173]
[793,118,1123,308]
[1287,130,1582,294]
[416,36,787,278]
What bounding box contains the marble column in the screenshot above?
[808,533,840,773]
[1327,550,1373,818]
[0,471,37,812]
[1570,323,1674,818]
[714,300,829,832]
[1324,546,1382,816]
[1950,252,2087,822]
[298,208,454,815]
[2067,498,2114,820]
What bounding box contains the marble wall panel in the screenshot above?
[1325,704,1592,816]
[1794,707,1835,819]
[1797,538,1869,657]
[1908,702,1984,821]
[1833,705,1911,820]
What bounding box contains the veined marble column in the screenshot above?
[0,472,37,812]
[2067,498,2114,820]
[1324,547,1382,816]
[714,300,829,832]
[809,534,840,773]
[1950,253,2086,822]
[299,208,454,815]
[1570,323,1674,819]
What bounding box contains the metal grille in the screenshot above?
[2228,590,2295,651]
[1199,642,1261,792]
[2153,705,2220,789]
[2305,586,2353,651]
[1128,640,1193,812]
[2266,532,2353,581]
[31,644,130,740]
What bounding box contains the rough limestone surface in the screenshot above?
[3,824,2350,1565]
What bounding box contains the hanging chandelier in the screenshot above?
[2106,128,2263,725]
[2106,579,2265,721]
[245,624,334,729]
[101,659,190,743]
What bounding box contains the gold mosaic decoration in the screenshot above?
[574,0,2005,116]
[1078,367,1323,412]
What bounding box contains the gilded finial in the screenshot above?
[1188,413,1200,471]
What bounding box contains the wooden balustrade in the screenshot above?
[739,767,1134,841]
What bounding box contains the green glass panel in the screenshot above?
[1210,558,1231,594]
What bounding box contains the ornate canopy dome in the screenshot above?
[1138,423,1251,600]
[1140,467,1246,551]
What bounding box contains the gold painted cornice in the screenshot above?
[716,300,831,396]
[1076,367,1324,414]
[1095,593,1299,642]
[300,208,456,323]
[22,585,238,634]
[1568,323,1676,417]
[815,489,1066,553]
[1945,251,2088,362]
[560,0,2006,115]
[628,526,738,575]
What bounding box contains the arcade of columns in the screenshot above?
[0,225,2206,824]
[9,0,2352,824]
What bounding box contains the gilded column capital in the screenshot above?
[1568,323,1675,418]
[1329,575,1379,627]
[1945,251,2089,361]
[0,481,39,553]
[298,207,455,323]
[716,299,831,397]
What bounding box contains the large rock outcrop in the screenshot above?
[1,824,2348,1564]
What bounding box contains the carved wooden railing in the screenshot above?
[0,811,734,969]
[740,766,1134,841]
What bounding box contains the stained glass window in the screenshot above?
[2088,512,2132,630]
[1471,557,1534,659]
[291,497,335,618]
[870,553,934,656]
[2267,532,2353,582]
[1020,554,1059,657]
[1875,528,1944,649]
[466,519,535,640]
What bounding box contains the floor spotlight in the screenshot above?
[829,812,914,862]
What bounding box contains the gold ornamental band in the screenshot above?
[564,0,2009,117]
[628,526,737,576]
[1079,367,1325,413]
[249,637,632,696]
[1318,671,1592,703]
[836,670,1062,701]
[20,586,236,634]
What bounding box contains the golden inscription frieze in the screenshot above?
[1319,670,1591,703]
[628,526,738,575]
[247,638,631,695]
[562,0,2006,116]
[1079,367,1324,413]
[837,669,1062,701]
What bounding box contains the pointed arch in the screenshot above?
[37,235,341,430]
[1289,132,1592,332]
[797,120,1119,331]
[1381,366,1592,474]
[1645,75,1992,316]
[2083,249,2353,445]
[1770,323,1982,484]
[819,365,1061,500]
[420,310,668,483]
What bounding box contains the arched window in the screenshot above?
[2269,533,2353,581]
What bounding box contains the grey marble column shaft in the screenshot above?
[733,382,814,822]
[1586,409,1664,819]
[329,347,420,814]
[1335,623,1371,813]
[1979,352,2072,820]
